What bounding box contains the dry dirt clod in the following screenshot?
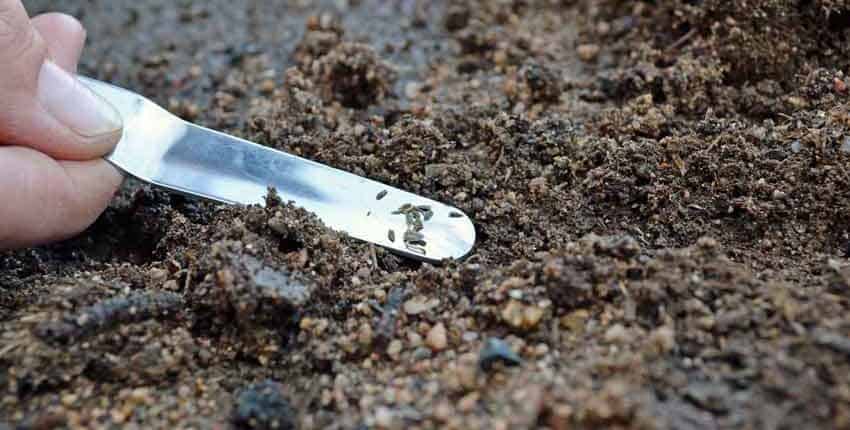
[34,291,184,345]
[501,300,545,330]
[232,380,296,430]
[311,42,396,109]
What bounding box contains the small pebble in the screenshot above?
[645,326,676,356]
[834,77,847,93]
[479,337,523,370]
[411,346,433,361]
[458,391,480,412]
[374,406,393,428]
[407,331,423,347]
[405,81,421,98]
[358,323,374,347]
[404,296,440,315]
[790,140,802,153]
[604,324,629,343]
[387,339,403,360]
[148,268,169,283]
[528,176,547,194]
[576,44,600,62]
[426,323,448,351]
[462,331,479,342]
[353,124,367,137]
[403,296,429,315]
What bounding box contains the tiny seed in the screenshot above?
[404,231,424,243]
[376,190,388,200]
[417,205,432,212]
[388,229,395,242]
[423,210,434,221]
[406,243,427,255]
[406,211,424,230]
[449,211,463,218]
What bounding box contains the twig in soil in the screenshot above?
[666,28,697,52]
[374,286,406,347]
[0,341,21,359]
[33,291,184,345]
[493,144,506,167]
[184,266,193,291]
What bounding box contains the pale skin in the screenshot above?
[0,0,124,250]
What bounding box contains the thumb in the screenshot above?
[0,0,122,161]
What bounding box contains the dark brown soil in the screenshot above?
[3,0,850,429]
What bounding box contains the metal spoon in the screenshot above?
[80,77,475,263]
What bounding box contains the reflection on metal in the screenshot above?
[80,77,476,263]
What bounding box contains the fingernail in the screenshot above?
[37,60,122,138]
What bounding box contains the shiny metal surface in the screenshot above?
[80,77,475,263]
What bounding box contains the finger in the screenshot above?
[31,12,86,73]
[0,2,122,161]
[0,145,123,250]
[0,0,40,80]
[58,159,124,235]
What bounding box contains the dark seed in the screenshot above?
[406,243,427,255]
[388,229,395,242]
[450,211,463,218]
[404,231,424,243]
[406,212,424,231]
[376,190,388,200]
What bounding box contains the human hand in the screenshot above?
[0,0,124,250]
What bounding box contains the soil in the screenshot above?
[3,0,850,429]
